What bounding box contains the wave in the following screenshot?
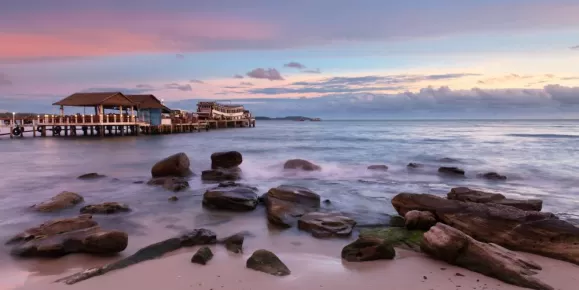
[506,133,579,139]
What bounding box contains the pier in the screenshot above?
[0,92,256,139]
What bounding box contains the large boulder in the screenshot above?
[147,177,190,192]
[211,151,242,169]
[392,193,579,264]
[404,210,437,231]
[359,227,424,252]
[438,167,465,176]
[478,172,507,180]
[201,168,241,182]
[265,185,320,228]
[31,191,84,212]
[422,223,552,290]
[203,185,258,211]
[341,236,395,262]
[78,173,106,180]
[448,187,542,211]
[6,214,97,245]
[80,202,131,214]
[283,159,321,171]
[219,233,244,253]
[10,226,128,257]
[191,246,213,265]
[246,249,290,276]
[297,212,356,238]
[151,152,192,178]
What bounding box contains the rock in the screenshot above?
[201,168,241,182]
[203,185,258,211]
[80,202,131,214]
[367,165,388,171]
[405,210,437,231]
[265,185,321,228]
[478,172,507,180]
[217,181,257,191]
[391,193,579,264]
[56,229,217,285]
[11,226,128,257]
[298,212,356,238]
[341,236,395,262]
[283,159,321,171]
[220,233,244,253]
[191,246,214,265]
[168,196,179,202]
[438,167,465,176]
[323,199,331,205]
[407,163,423,169]
[31,191,84,212]
[388,215,406,227]
[448,187,543,211]
[359,227,424,252]
[421,223,553,290]
[438,157,460,163]
[6,214,97,245]
[147,177,189,192]
[151,152,192,178]
[78,173,106,180]
[246,249,290,276]
[211,151,243,169]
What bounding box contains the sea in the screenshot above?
[1,119,579,288]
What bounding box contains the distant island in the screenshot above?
[255,116,321,121]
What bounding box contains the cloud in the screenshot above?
[81,86,154,94]
[190,79,204,84]
[561,77,579,81]
[240,82,254,86]
[136,84,155,89]
[0,73,12,85]
[233,74,244,79]
[477,74,532,85]
[249,85,406,95]
[246,68,284,81]
[570,45,579,50]
[165,83,192,91]
[284,62,306,69]
[302,68,322,74]
[176,54,185,59]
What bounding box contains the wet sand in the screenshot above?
[7,214,579,290]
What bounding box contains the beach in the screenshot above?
[1,120,579,290]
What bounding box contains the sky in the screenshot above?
[1,0,579,119]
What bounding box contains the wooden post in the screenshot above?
[99,126,104,137]
[41,126,46,137]
[33,120,37,137]
[65,125,69,136]
[60,105,64,116]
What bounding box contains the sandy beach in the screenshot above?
[5,211,578,290]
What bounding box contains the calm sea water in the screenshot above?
[1,120,579,285]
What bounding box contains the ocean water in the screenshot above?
[1,120,579,286]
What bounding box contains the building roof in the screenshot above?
[53,92,136,107]
[126,94,171,112]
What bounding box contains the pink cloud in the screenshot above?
[0,11,275,60]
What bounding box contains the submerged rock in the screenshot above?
[220,233,244,253]
[388,215,406,227]
[438,157,460,163]
[405,210,437,231]
[422,223,553,290]
[265,185,320,228]
[407,163,423,169]
[341,236,396,262]
[392,192,579,265]
[283,159,321,171]
[11,227,128,257]
[438,166,465,176]
[78,173,106,180]
[6,214,97,245]
[80,202,131,214]
[168,196,179,202]
[147,177,189,192]
[246,249,290,276]
[191,246,214,265]
[448,187,542,211]
[298,212,356,238]
[151,152,192,178]
[211,151,243,169]
[201,168,241,182]
[359,227,424,252]
[367,165,388,171]
[31,191,84,212]
[478,172,507,181]
[203,185,258,211]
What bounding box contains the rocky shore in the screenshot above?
[4,152,579,290]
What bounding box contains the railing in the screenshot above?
[37,114,138,125]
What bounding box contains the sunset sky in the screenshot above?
[1,0,579,118]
